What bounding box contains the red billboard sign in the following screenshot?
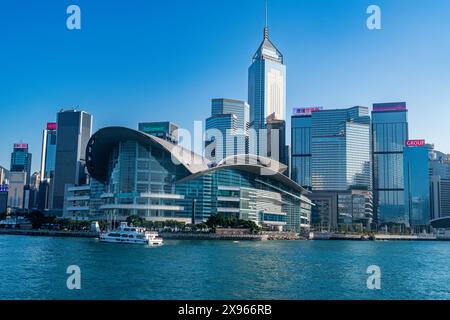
[406,140,426,147]
[47,122,57,131]
[14,143,28,149]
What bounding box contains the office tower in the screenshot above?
[39,122,57,210]
[205,99,250,162]
[291,108,323,189]
[266,116,289,169]
[30,172,40,190]
[428,144,450,220]
[404,141,430,227]
[10,143,32,184]
[52,109,92,211]
[7,172,27,210]
[291,106,372,228]
[0,168,8,213]
[311,107,371,191]
[428,144,450,178]
[0,191,7,214]
[138,122,179,143]
[248,2,286,155]
[372,102,409,226]
[0,166,9,185]
[40,122,57,181]
[430,176,450,220]
[312,107,372,227]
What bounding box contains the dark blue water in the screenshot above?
[0,235,449,300]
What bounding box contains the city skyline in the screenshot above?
[1,0,450,173]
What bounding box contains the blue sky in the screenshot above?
[1,0,449,172]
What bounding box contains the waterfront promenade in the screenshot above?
[1,228,448,241]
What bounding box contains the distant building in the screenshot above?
[404,142,430,227]
[52,109,92,212]
[7,172,27,210]
[10,143,32,185]
[430,176,450,220]
[266,116,289,170]
[205,99,250,162]
[428,144,450,220]
[372,102,409,226]
[0,166,9,185]
[39,122,57,210]
[138,122,179,143]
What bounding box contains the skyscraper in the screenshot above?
[10,143,32,184]
[404,141,430,227]
[429,144,450,220]
[372,102,409,226]
[205,98,250,162]
[38,122,57,210]
[291,108,322,189]
[291,106,373,228]
[248,1,286,156]
[52,109,92,211]
[7,171,26,210]
[40,122,57,181]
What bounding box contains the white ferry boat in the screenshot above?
[100,222,163,246]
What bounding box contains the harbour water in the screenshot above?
[1,235,449,300]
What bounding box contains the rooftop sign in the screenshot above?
[47,122,57,131]
[406,139,426,147]
[373,102,407,112]
[14,143,28,149]
[293,107,323,116]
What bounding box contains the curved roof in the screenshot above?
[86,127,310,196]
[86,127,209,183]
[178,156,309,196]
[430,217,450,229]
[217,154,288,175]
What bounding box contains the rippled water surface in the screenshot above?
[1,235,449,300]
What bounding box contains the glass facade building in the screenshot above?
[10,143,32,185]
[52,109,93,211]
[291,106,372,228]
[39,122,57,210]
[205,99,249,162]
[86,127,312,232]
[311,107,371,191]
[372,102,409,226]
[404,145,430,227]
[248,23,286,157]
[291,115,312,189]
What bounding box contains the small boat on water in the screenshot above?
[100,222,163,246]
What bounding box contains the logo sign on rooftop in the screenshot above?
[373,102,407,112]
[293,107,324,116]
[47,122,57,131]
[14,143,28,149]
[406,139,426,147]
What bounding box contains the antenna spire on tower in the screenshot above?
[264,0,269,39]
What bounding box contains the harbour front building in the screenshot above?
[84,127,312,232]
[291,106,373,230]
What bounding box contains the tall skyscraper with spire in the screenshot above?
[248,0,286,134]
